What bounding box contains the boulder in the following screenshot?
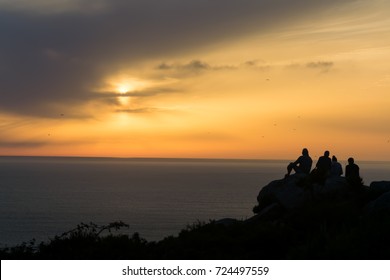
[256,174,308,211]
[364,191,390,215]
[255,174,353,213]
[313,176,350,199]
[370,181,390,196]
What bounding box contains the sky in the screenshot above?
[1,0,390,160]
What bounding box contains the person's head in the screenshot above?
[348,157,354,164]
[324,151,330,157]
[332,155,337,162]
[302,148,309,156]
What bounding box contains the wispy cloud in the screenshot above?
[95,87,180,99]
[285,61,335,73]
[306,61,334,72]
[158,60,210,72]
[156,60,239,74]
[156,59,272,75]
[0,140,47,148]
[115,108,170,114]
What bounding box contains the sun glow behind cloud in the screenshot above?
[116,83,133,106]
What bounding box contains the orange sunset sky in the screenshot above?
[1,0,390,160]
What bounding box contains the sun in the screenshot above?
[116,84,134,105]
[118,84,132,94]
[102,74,152,106]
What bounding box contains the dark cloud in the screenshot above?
[0,0,353,117]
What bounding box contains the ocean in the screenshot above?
[0,156,389,247]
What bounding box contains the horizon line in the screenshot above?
[0,155,389,163]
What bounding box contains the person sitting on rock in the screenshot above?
[286,148,313,177]
[346,157,362,187]
[330,155,343,176]
[310,150,332,184]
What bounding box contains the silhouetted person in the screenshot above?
[311,150,332,184]
[345,157,359,178]
[286,148,313,177]
[330,155,343,176]
[346,157,362,187]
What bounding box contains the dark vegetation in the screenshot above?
[2,187,390,260]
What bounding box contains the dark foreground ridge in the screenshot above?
[2,177,390,259]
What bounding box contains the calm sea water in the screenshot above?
[0,156,389,246]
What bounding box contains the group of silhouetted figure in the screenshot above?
[286,148,363,186]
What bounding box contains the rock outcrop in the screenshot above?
[254,176,390,221]
[370,181,390,196]
[364,191,390,215]
[363,181,390,215]
[255,174,353,213]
